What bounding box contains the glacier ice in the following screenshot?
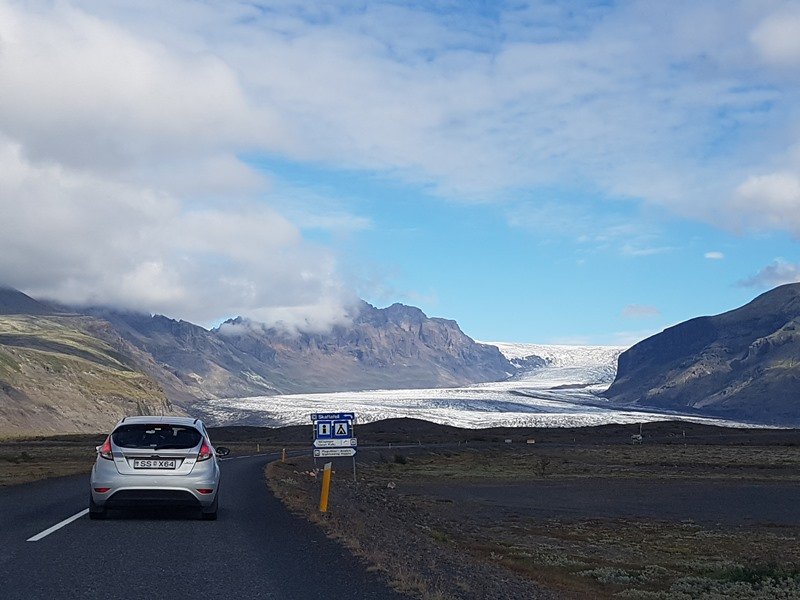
[202,342,748,429]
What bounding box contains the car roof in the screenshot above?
[114,415,202,428]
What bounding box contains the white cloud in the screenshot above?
[0,137,355,328]
[751,10,800,67]
[265,179,373,236]
[730,172,800,234]
[0,1,363,330]
[737,258,800,289]
[622,305,661,319]
[705,251,725,260]
[15,0,789,210]
[611,329,659,347]
[0,2,276,176]
[507,200,672,256]
[620,244,674,258]
[2,0,800,327]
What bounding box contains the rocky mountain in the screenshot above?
[83,309,281,400]
[0,286,59,315]
[90,300,512,397]
[0,286,514,433]
[604,283,800,425]
[215,301,513,393]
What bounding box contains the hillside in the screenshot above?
[0,315,178,435]
[84,309,280,400]
[604,283,800,425]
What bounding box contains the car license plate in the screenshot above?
[133,459,177,469]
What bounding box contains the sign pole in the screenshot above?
[312,420,317,468]
[352,455,356,482]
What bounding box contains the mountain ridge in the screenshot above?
[213,300,511,393]
[604,283,800,425]
[0,287,514,433]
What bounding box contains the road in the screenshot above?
[0,454,410,600]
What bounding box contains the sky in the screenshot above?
[1,0,800,346]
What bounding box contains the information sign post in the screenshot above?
[311,412,357,482]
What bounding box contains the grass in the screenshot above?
[0,349,22,375]
[453,518,800,599]
[0,439,101,486]
[0,315,176,436]
[0,316,133,369]
[368,444,800,482]
[402,449,800,598]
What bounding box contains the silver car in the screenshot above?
[89,416,229,520]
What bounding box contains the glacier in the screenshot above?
[201,342,749,429]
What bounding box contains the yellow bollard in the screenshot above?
[319,461,333,512]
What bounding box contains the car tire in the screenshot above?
[89,494,106,520]
[201,494,218,521]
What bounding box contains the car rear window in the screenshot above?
[112,424,202,449]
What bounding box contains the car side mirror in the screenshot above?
[216,447,231,457]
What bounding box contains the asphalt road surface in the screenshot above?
[0,454,411,600]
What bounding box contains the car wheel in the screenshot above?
[201,494,218,521]
[89,494,106,520]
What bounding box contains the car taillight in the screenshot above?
[196,488,214,494]
[198,439,213,462]
[94,487,111,493]
[98,436,113,460]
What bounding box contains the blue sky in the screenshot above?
[1,1,800,345]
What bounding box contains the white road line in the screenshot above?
[27,509,89,542]
[220,453,273,461]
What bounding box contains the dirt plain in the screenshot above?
[267,420,800,600]
[4,419,800,599]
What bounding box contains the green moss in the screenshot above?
[0,350,21,375]
[0,316,168,415]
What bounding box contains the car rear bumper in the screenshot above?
[102,489,205,508]
[90,465,219,508]
[92,484,218,508]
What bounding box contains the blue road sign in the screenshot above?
[311,413,355,422]
[332,421,351,438]
[316,421,333,439]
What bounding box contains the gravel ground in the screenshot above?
[267,434,800,600]
[268,455,568,600]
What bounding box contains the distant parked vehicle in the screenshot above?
[89,416,230,520]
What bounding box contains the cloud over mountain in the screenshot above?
[0,2,353,329]
[738,259,800,290]
[1,0,800,335]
